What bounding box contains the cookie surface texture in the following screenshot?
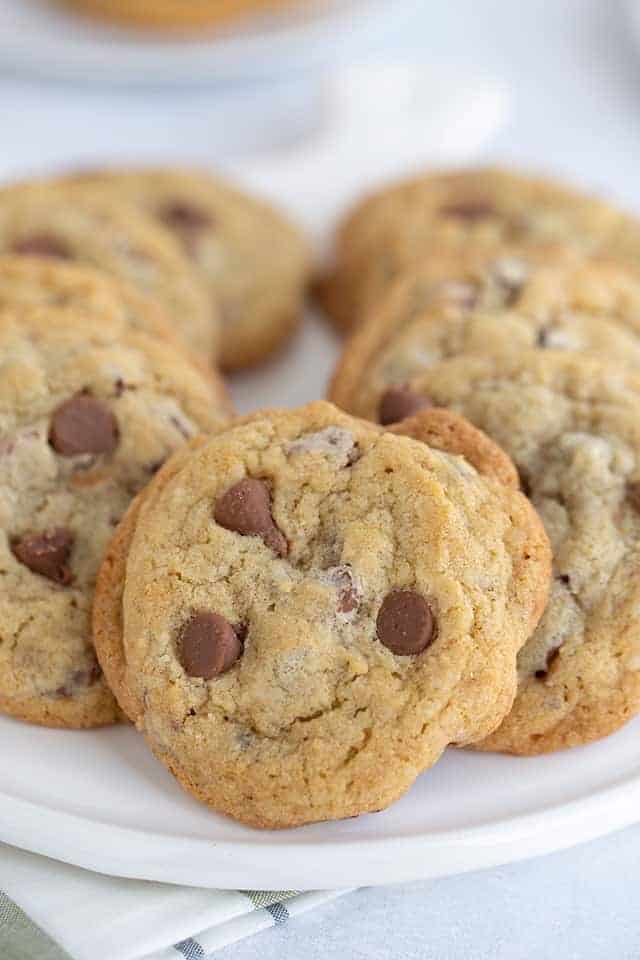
[329,252,640,420]
[65,168,310,370]
[0,182,215,357]
[322,167,640,331]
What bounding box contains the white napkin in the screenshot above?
[0,844,349,960]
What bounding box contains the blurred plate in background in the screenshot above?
[0,0,420,85]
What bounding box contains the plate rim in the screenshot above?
[2,760,639,890]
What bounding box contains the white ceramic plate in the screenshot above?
[1,305,639,890]
[0,61,618,893]
[0,0,416,85]
[1,706,639,890]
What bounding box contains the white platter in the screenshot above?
[0,0,417,86]
[1,305,639,891]
[1,706,639,890]
[1,58,630,893]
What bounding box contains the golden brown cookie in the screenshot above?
[388,408,519,489]
[0,255,171,338]
[64,168,310,371]
[320,167,640,332]
[0,182,216,357]
[0,305,231,729]
[94,401,550,827]
[374,350,640,754]
[0,255,225,388]
[329,252,640,423]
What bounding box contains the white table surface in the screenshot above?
[3,0,640,957]
[217,1,640,957]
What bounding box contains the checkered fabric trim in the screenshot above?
[0,891,72,960]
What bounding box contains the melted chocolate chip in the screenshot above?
[179,612,242,679]
[11,234,72,259]
[439,201,496,222]
[214,478,287,556]
[378,387,433,426]
[376,590,436,655]
[12,528,74,584]
[49,392,119,457]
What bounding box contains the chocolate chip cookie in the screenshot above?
[329,253,640,421]
[93,401,550,827]
[376,350,640,753]
[0,254,176,339]
[0,306,231,729]
[0,255,221,384]
[320,167,640,332]
[0,182,216,357]
[66,169,310,371]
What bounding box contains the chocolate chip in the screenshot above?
[113,378,136,397]
[323,565,359,613]
[214,478,287,556]
[376,590,436,655]
[11,234,72,259]
[378,386,433,426]
[557,573,571,586]
[158,201,213,256]
[336,579,358,613]
[49,392,119,456]
[12,528,74,584]
[158,200,214,233]
[439,201,495,221]
[179,612,242,679]
[52,662,102,698]
[627,482,640,512]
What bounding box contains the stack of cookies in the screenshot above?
[325,167,640,758]
[0,167,309,736]
[2,163,639,832]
